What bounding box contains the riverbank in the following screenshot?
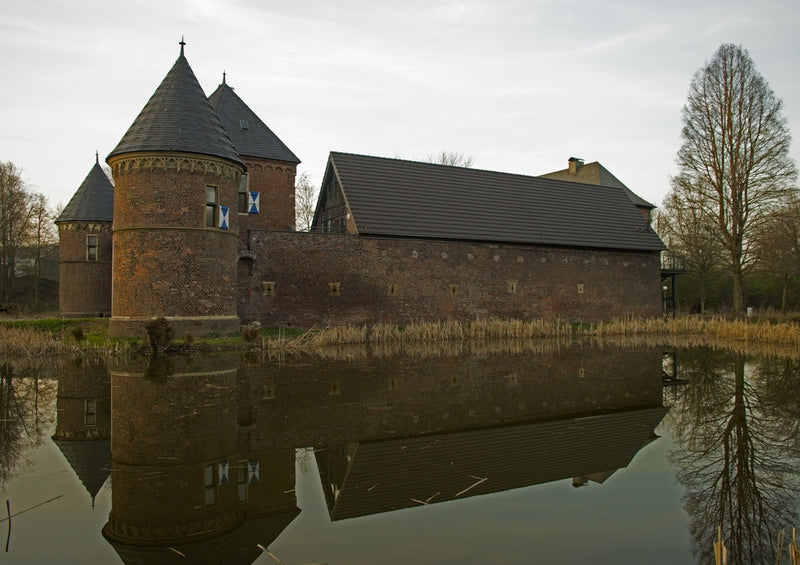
[2,315,800,359]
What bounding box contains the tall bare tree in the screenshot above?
[672,44,798,317]
[294,171,317,232]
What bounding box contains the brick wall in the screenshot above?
[238,232,662,327]
[239,157,297,232]
[108,155,243,337]
[57,222,112,317]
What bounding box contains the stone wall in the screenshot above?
[238,231,662,328]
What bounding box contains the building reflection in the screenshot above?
[48,344,667,563]
[102,355,298,564]
[52,357,111,507]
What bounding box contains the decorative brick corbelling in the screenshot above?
[107,152,244,180]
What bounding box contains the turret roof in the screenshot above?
[208,79,300,164]
[107,43,243,167]
[56,158,114,223]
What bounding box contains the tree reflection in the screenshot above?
[0,361,56,488]
[666,348,800,564]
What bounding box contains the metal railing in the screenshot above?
[660,252,686,273]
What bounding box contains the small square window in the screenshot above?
[263,281,275,297]
[388,284,397,297]
[449,284,459,296]
[577,283,585,294]
[507,281,517,294]
[329,282,341,296]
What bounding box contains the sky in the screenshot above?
[1,0,799,212]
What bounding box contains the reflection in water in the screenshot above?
[664,348,800,564]
[88,344,668,563]
[52,357,110,506]
[0,360,57,488]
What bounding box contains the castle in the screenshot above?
[56,42,666,339]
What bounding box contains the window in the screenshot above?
[205,185,218,227]
[86,234,98,261]
[237,461,249,502]
[85,399,96,426]
[238,174,249,213]
[204,464,216,506]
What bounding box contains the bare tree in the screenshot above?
[425,150,474,168]
[657,191,726,313]
[672,44,798,318]
[294,171,317,232]
[752,196,800,313]
[0,161,36,304]
[28,192,54,310]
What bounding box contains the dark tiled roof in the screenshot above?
[56,161,114,223]
[318,406,668,521]
[327,153,665,251]
[208,81,300,163]
[52,438,110,501]
[107,49,243,167]
[539,161,655,209]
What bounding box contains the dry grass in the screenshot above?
[0,326,82,357]
[260,316,800,359]
[588,316,800,345]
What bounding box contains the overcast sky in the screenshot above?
[1,0,798,211]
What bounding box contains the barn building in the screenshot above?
[58,42,667,338]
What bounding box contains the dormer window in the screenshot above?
[239,119,249,130]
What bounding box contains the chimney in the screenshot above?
[568,156,584,175]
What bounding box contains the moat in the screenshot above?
[2,342,799,564]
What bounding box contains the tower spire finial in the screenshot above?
[179,35,186,56]
[222,70,226,85]
[95,150,99,164]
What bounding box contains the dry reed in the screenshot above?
[0,326,82,357]
[261,316,800,359]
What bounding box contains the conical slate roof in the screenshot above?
[56,159,114,223]
[208,79,300,163]
[107,44,243,167]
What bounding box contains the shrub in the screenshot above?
[145,317,174,353]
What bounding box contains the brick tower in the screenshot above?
[106,41,245,338]
[55,155,114,317]
[207,75,300,233]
